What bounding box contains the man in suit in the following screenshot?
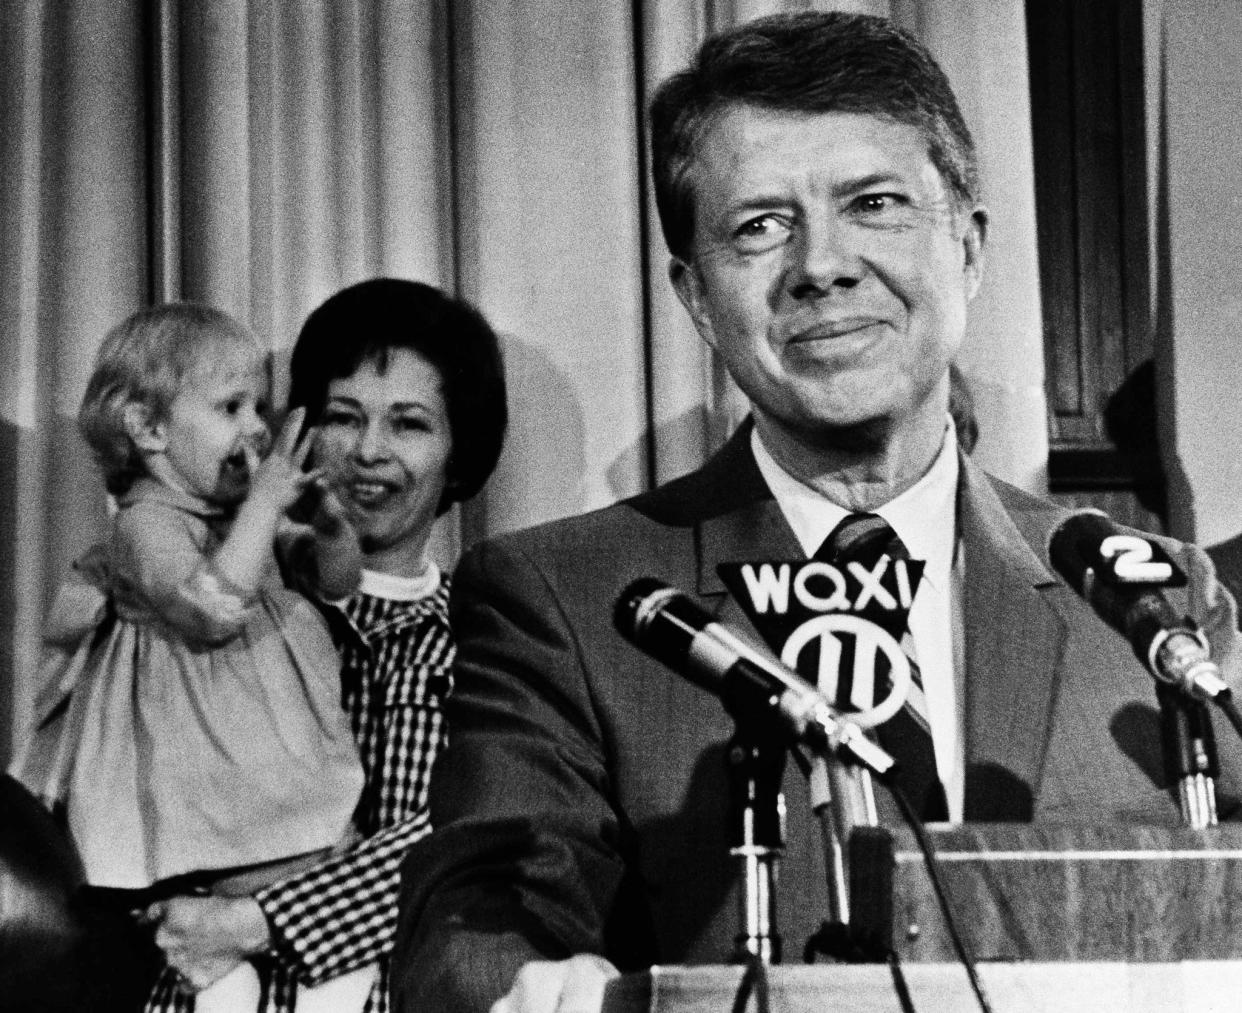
[393,11,1240,1012]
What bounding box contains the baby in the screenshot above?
[14,303,363,899]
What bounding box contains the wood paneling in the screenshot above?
[1027,0,1161,530]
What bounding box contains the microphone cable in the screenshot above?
[790,743,992,1013]
[729,954,771,1013]
[883,778,994,1013]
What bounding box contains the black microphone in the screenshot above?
[614,577,894,776]
[1047,510,1229,701]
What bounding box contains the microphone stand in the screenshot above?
[811,755,877,926]
[1157,682,1219,828]
[726,721,786,965]
[804,752,894,963]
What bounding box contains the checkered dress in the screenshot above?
[145,575,452,1013]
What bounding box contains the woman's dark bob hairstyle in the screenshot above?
[288,278,507,514]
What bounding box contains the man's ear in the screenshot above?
[668,257,718,350]
[122,402,167,453]
[961,205,988,300]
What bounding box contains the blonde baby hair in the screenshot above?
[78,303,264,495]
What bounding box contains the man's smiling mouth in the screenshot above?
[789,317,887,343]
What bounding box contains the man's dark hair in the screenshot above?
[289,278,507,513]
[649,11,979,261]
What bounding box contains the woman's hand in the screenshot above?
[309,481,351,538]
[144,895,272,993]
[307,481,364,598]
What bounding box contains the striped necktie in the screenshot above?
[817,512,949,822]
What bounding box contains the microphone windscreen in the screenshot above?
[614,578,718,685]
[613,577,671,641]
[1047,509,1113,593]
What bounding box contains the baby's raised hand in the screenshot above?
[245,407,318,515]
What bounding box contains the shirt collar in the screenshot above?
[358,563,442,602]
[336,570,452,647]
[750,421,959,592]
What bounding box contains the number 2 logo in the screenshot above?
[1099,534,1174,584]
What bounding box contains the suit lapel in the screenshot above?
[959,455,1068,819]
[690,425,802,633]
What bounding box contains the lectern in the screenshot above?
[604,823,1242,1012]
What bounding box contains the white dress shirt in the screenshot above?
[750,423,966,822]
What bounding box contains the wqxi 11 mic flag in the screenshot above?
[717,555,924,727]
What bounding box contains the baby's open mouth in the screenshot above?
[222,448,249,475]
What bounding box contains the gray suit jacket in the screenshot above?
[393,425,1239,1012]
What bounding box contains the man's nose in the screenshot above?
[787,219,861,299]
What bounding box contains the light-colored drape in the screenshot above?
[1,2,148,763]
[0,0,1046,760]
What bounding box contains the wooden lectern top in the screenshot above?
[604,961,1242,1013]
[881,822,1242,962]
[605,823,1242,1012]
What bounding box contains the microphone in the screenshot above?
[614,577,894,777]
[1047,510,1229,701]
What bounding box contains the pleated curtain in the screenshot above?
[0,0,1046,759]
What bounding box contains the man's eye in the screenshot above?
[223,400,242,416]
[732,214,790,251]
[852,193,906,215]
[734,215,782,238]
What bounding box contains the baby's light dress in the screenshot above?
[16,478,363,890]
